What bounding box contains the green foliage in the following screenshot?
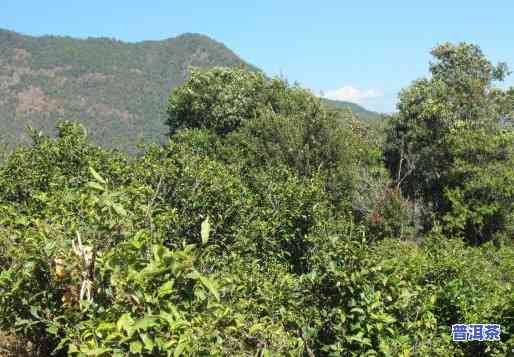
[0,29,256,154]
[0,122,128,209]
[166,67,268,135]
[168,68,391,218]
[298,229,514,356]
[0,125,305,355]
[0,28,380,155]
[1,43,513,356]
[366,187,417,243]
[323,98,384,122]
[385,42,514,244]
[234,108,389,215]
[166,67,349,137]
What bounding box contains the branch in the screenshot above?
[300,329,316,357]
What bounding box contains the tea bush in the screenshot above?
[1,44,514,356]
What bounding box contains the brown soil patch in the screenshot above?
[0,331,34,357]
[16,86,64,115]
[88,102,132,122]
[13,48,31,64]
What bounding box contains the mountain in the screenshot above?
[0,28,257,152]
[0,28,381,153]
[322,98,383,122]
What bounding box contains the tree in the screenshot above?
[166,67,268,135]
[166,67,334,136]
[385,42,514,243]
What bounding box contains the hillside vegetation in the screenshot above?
[0,43,513,356]
[323,98,384,122]
[0,29,377,153]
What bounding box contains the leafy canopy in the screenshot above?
[0,45,513,356]
[385,42,514,244]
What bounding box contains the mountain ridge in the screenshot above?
[322,98,383,121]
[0,28,380,152]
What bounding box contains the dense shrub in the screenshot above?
[169,76,391,217]
[166,66,341,137]
[385,43,514,244]
[0,122,128,206]
[166,67,268,135]
[365,187,417,243]
[1,43,513,355]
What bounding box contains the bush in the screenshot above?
[384,43,514,244]
[167,67,337,136]
[166,67,265,135]
[366,187,417,242]
[1,50,514,355]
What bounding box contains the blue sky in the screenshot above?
[2,1,514,112]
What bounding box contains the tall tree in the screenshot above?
[385,42,514,244]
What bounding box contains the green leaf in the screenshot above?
[372,312,397,324]
[46,324,59,336]
[30,306,41,320]
[350,307,365,315]
[346,332,372,346]
[379,340,391,354]
[96,322,116,334]
[14,216,29,226]
[89,166,107,184]
[198,275,220,302]
[159,311,175,326]
[116,313,133,333]
[87,181,105,192]
[174,339,187,357]
[132,317,158,331]
[158,280,175,298]
[141,333,155,352]
[201,216,210,245]
[129,341,143,354]
[81,347,113,356]
[112,203,127,217]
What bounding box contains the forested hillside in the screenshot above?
[323,98,384,122]
[0,28,255,152]
[0,43,513,356]
[0,29,378,153]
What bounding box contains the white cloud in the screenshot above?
[322,86,382,104]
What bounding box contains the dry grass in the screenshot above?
[0,331,34,357]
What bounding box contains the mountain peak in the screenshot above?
[0,28,378,153]
[0,28,253,153]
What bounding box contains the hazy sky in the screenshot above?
[2,1,514,112]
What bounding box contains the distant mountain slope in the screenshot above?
[322,98,383,122]
[0,28,380,152]
[0,28,256,152]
